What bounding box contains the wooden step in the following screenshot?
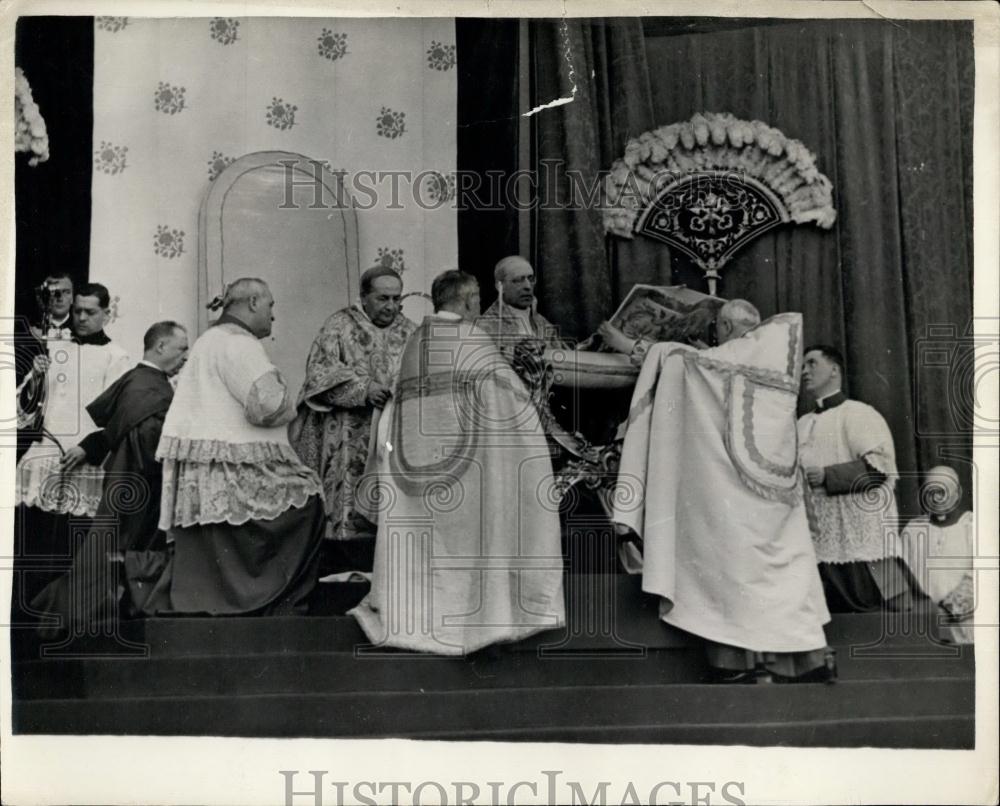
[13,678,973,744]
[12,641,973,701]
[12,574,972,749]
[11,605,956,662]
[411,714,975,748]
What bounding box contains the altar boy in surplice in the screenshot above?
[14,283,132,609]
[798,345,926,613]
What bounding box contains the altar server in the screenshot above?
[798,345,925,612]
[902,466,974,643]
[14,283,131,603]
[16,283,132,516]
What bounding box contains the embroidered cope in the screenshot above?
[350,315,565,654]
[476,299,568,353]
[290,305,416,540]
[614,314,830,653]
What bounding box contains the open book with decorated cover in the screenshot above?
[603,284,725,348]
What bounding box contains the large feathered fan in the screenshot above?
[14,67,50,166]
[603,112,836,294]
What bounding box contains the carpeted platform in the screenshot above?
[10,575,975,746]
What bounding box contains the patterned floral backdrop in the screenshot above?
[90,16,456,362]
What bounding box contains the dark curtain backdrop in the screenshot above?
[531,19,669,338]
[14,17,94,324]
[523,18,974,517]
[456,20,522,302]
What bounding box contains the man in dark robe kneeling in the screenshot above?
[32,321,189,632]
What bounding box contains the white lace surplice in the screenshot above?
[15,340,132,516]
[157,325,321,530]
[797,400,900,563]
[902,512,974,608]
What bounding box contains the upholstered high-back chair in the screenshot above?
[199,151,359,399]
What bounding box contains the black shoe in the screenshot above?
[703,667,759,684]
[771,666,836,684]
[772,651,838,685]
[468,644,505,663]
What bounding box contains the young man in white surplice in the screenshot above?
[14,282,131,605]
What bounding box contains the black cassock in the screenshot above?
[32,364,174,632]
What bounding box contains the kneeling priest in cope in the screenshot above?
[151,278,324,615]
[614,300,832,682]
[351,270,565,654]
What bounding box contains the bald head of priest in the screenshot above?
[716,299,761,344]
[432,269,481,319]
[494,256,536,310]
[478,256,568,353]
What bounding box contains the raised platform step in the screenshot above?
[11,611,960,658]
[13,678,974,747]
[12,574,973,746]
[413,715,975,748]
[13,648,707,700]
[11,577,957,660]
[12,643,974,701]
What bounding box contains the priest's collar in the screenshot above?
[213,313,256,335]
[352,302,402,327]
[138,359,167,374]
[352,302,374,324]
[432,310,462,320]
[814,389,846,413]
[497,302,532,320]
[73,329,111,346]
